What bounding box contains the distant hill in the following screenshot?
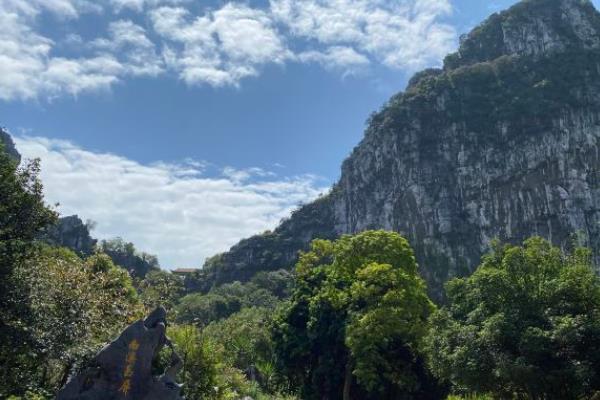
[191,0,600,299]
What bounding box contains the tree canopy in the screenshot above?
[0,148,57,395]
[426,237,600,399]
[272,230,445,400]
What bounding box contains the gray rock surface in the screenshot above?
[57,307,183,400]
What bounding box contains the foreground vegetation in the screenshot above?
[2,146,600,400]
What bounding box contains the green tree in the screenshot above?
[12,248,143,395]
[426,237,600,399]
[204,307,279,392]
[0,148,57,395]
[139,270,185,314]
[176,292,242,327]
[272,231,443,400]
[166,325,220,400]
[176,281,279,327]
[250,269,294,299]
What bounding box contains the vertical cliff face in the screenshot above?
[334,67,600,293]
[194,0,600,298]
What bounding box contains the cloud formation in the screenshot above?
[109,0,188,12]
[150,3,290,86]
[15,136,328,268]
[0,0,456,100]
[0,1,160,100]
[272,0,455,70]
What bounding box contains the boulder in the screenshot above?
[57,307,183,400]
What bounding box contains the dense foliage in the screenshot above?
[272,231,445,400]
[176,270,291,326]
[0,146,145,397]
[13,249,143,395]
[0,146,58,395]
[203,307,281,394]
[426,238,600,399]
[139,269,186,314]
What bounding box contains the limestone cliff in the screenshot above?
[193,0,600,298]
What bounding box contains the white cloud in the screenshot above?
[150,3,291,87]
[92,20,164,76]
[14,136,328,268]
[0,0,457,100]
[1,0,101,18]
[0,1,162,100]
[298,46,370,74]
[271,0,456,70]
[2,0,76,18]
[0,7,123,100]
[110,0,188,13]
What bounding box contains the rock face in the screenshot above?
[42,215,98,257]
[444,0,600,69]
[194,0,600,298]
[0,127,21,163]
[57,307,183,400]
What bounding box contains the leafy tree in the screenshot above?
[272,231,443,400]
[0,148,57,395]
[163,323,290,400]
[176,292,243,327]
[204,307,279,392]
[0,154,56,272]
[138,270,185,314]
[166,325,220,400]
[250,269,294,299]
[176,281,279,327]
[426,237,600,399]
[213,281,279,310]
[10,248,143,396]
[82,253,143,340]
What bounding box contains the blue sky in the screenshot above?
[3,0,596,268]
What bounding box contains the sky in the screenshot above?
[4,0,598,269]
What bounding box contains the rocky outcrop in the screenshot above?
[58,307,183,400]
[444,0,600,69]
[0,128,21,163]
[42,215,98,257]
[195,0,600,298]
